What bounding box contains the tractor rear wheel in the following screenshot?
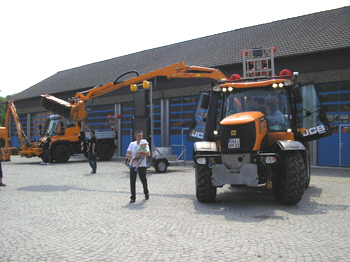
[195,164,216,202]
[98,143,114,161]
[272,151,306,205]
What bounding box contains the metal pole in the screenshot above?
[150,82,155,154]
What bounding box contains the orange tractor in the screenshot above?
[186,47,331,204]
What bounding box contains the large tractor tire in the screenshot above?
[98,143,114,161]
[195,164,216,202]
[52,144,71,163]
[272,151,306,205]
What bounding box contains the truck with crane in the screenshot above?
[40,47,331,204]
[0,101,117,163]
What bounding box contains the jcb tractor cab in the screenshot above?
[187,47,331,205]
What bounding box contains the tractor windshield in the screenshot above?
[43,119,60,136]
[223,88,291,132]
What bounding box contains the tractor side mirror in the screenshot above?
[199,93,210,109]
[293,86,303,103]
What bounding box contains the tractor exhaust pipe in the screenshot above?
[41,95,88,121]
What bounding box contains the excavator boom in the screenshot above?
[6,101,27,145]
[41,61,228,121]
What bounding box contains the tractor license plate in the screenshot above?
[228,138,240,149]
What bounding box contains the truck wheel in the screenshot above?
[52,145,70,163]
[195,164,216,202]
[154,159,168,173]
[98,143,114,161]
[272,151,306,205]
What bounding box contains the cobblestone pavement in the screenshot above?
[0,155,349,262]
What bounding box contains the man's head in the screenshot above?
[90,130,95,135]
[135,130,143,141]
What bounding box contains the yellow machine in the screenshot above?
[0,101,43,161]
[1,101,117,163]
[186,47,332,204]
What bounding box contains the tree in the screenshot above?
[0,96,6,127]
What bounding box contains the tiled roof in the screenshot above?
[11,6,350,101]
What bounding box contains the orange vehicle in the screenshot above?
[186,47,332,204]
[1,101,117,163]
[0,101,43,161]
[41,47,332,204]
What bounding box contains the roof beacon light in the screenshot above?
[279,69,292,79]
[229,74,241,81]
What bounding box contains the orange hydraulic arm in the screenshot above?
[6,101,28,147]
[41,61,228,121]
[4,101,43,158]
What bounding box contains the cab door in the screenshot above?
[186,91,219,142]
[186,92,209,142]
[294,83,332,143]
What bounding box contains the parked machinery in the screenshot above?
[186,47,331,204]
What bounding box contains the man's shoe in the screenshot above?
[40,162,45,165]
[130,198,135,203]
[91,170,96,174]
[145,194,149,200]
[0,183,6,187]
[46,163,50,165]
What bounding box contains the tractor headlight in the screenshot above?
[196,157,207,165]
[265,156,277,164]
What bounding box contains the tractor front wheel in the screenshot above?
[195,164,216,202]
[272,151,306,205]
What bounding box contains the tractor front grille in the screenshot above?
[221,153,251,171]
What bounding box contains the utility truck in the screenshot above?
[0,101,117,163]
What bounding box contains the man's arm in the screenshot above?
[92,140,96,154]
[126,150,132,159]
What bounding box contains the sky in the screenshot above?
[1,0,349,97]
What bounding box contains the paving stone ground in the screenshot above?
[0,155,349,262]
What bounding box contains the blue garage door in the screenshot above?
[317,82,350,167]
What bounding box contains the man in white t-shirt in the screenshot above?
[126,130,151,203]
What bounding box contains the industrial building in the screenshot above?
[9,6,350,167]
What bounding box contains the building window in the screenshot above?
[31,112,50,140]
[169,96,197,135]
[318,81,350,133]
[121,102,133,136]
[85,104,115,131]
